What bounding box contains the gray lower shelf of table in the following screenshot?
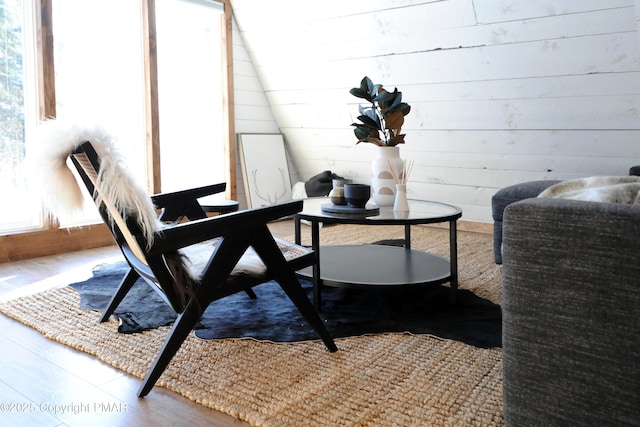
[297,245,452,288]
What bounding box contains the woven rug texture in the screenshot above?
[0,224,503,426]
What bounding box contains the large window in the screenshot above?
[0,0,236,262]
[0,0,41,233]
[0,0,234,259]
[156,0,226,198]
[52,0,147,226]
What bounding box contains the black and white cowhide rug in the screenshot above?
[70,260,501,348]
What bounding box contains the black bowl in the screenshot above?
[343,184,371,208]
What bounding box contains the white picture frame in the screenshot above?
[238,133,293,208]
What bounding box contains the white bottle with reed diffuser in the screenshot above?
[388,159,413,212]
[394,183,409,211]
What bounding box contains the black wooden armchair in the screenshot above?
[67,141,337,397]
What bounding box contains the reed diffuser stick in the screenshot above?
[388,159,414,185]
[388,160,400,184]
[404,160,414,184]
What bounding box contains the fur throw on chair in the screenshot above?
[29,120,159,245]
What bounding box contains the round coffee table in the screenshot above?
[292,198,462,309]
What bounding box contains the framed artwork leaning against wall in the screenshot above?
[238,133,293,208]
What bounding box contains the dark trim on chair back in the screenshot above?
[69,142,190,313]
[69,143,147,254]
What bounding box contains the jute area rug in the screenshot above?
[0,224,503,426]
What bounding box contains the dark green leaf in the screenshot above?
[355,114,380,129]
[349,87,372,101]
[388,91,404,110]
[362,76,373,92]
[353,126,371,140]
[374,88,395,104]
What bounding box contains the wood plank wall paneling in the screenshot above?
[231,17,299,209]
[229,0,640,223]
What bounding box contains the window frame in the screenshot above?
[0,0,235,263]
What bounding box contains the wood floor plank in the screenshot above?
[99,376,249,427]
[0,316,126,388]
[0,380,64,426]
[0,313,245,426]
[0,246,121,302]
[0,337,130,426]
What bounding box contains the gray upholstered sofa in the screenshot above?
[501,197,640,426]
[493,167,640,264]
[492,180,560,263]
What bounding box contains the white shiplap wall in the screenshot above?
[636,0,640,48]
[230,0,640,222]
[231,17,302,209]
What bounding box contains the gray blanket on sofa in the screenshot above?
[538,176,640,204]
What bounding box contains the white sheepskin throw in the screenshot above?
[29,120,159,245]
[538,176,640,205]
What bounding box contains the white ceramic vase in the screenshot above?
[371,146,403,206]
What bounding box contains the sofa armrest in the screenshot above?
[502,197,640,425]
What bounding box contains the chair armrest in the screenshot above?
[148,200,303,255]
[502,197,640,425]
[151,183,227,221]
[151,183,227,206]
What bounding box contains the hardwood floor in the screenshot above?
[0,220,298,427]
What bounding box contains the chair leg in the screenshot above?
[250,227,337,352]
[245,288,258,299]
[139,238,248,397]
[99,268,139,323]
[276,271,337,352]
[137,296,204,397]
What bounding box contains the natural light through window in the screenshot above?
[156,0,225,197]
[0,0,42,234]
[52,0,147,227]
[0,0,228,236]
